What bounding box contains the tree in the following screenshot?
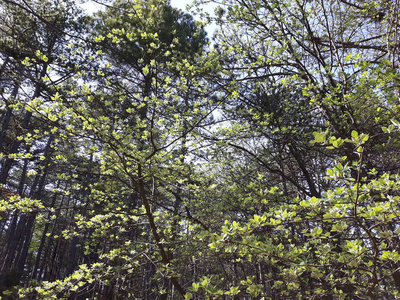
[184,0,400,297]
[0,0,399,298]
[3,0,216,299]
[0,0,90,296]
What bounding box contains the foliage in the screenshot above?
[0,0,399,299]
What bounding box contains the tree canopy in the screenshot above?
[0,0,399,299]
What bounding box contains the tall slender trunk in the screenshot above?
[0,152,30,289]
[0,213,27,289]
[0,61,47,184]
[289,144,321,197]
[31,181,60,281]
[137,164,186,298]
[0,85,18,150]
[0,152,28,262]
[0,134,53,289]
[17,136,53,282]
[38,191,68,281]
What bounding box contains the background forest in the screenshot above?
[0,0,400,298]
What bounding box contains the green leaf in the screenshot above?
[351,130,358,138]
[313,132,325,143]
[391,119,400,127]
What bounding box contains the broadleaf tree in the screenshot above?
[0,0,399,299]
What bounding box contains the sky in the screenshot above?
[170,0,191,11]
[170,0,218,38]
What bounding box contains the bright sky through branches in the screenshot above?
[171,0,218,38]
